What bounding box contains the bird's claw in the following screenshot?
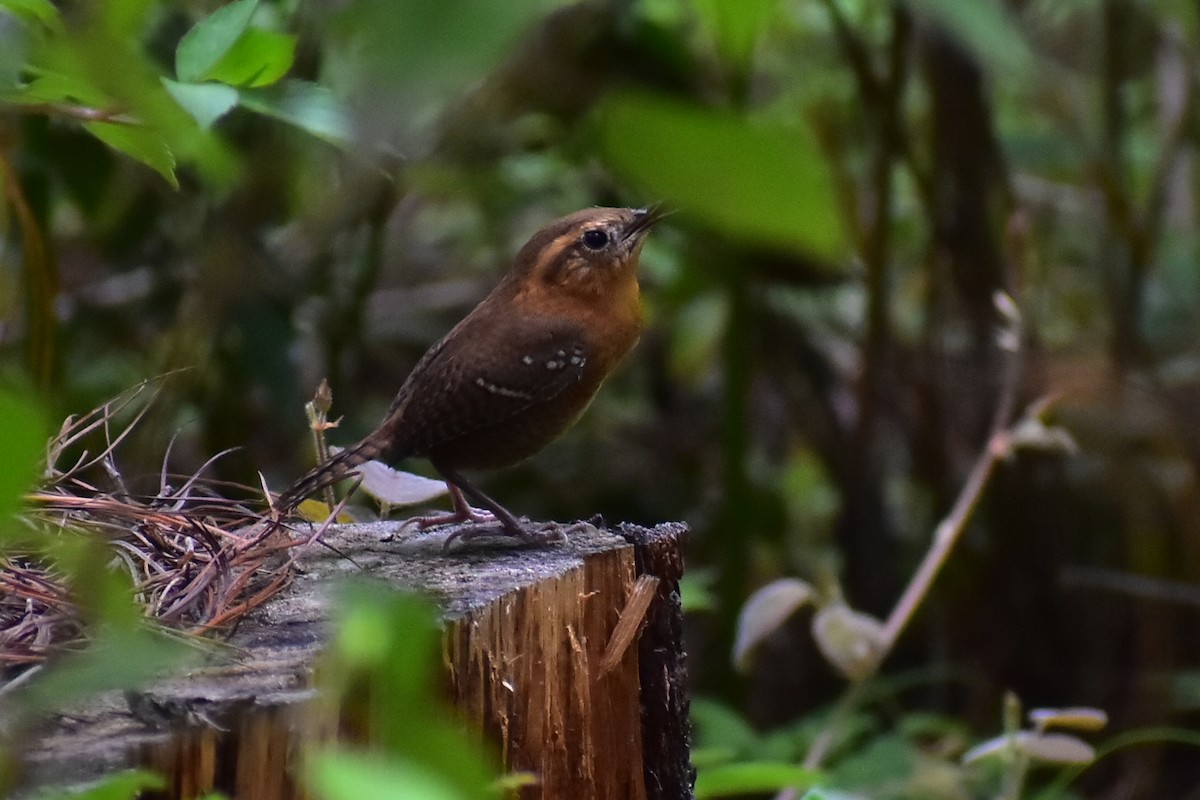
[405,505,497,531]
[440,520,568,552]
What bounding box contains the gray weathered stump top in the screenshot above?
[20,520,691,799]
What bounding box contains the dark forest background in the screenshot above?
[3,0,1200,797]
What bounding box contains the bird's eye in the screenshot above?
[581,229,609,250]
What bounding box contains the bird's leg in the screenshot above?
[433,464,565,549]
[405,482,496,530]
[437,465,522,534]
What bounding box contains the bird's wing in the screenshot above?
[381,317,590,457]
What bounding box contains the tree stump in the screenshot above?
[17,521,693,800]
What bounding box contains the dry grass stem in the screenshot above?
[2,379,309,672]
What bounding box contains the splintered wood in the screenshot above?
[18,521,692,800]
[447,550,647,799]
[599,574,661,675]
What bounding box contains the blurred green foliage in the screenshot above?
[0,384,43,524]
[0,388,193,796]
[308,586,498,800]
[33,769,165,800]
[2,0,1200,797]
[599,92,846,259]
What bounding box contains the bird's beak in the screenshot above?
[623,203,672,242]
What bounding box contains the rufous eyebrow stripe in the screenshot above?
[530,230,579,282]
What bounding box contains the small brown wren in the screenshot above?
[277,206,663,544]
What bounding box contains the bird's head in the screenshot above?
[512,206,667,296]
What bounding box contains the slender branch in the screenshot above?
[816,0,934,220]
[304,379,338,512]
[817,0,882,103]
[1141,43,1195,257]
[801,278,1027,772]
[877,397,1012,651]
[0,140,57,386]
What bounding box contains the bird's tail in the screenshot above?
[274,435,386,513]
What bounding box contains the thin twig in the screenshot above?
[305,379,338,512]
[805,255,1031,769]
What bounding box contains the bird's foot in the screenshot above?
[410,505,497,530]
[441,520,568,552]
[384,505,493,542]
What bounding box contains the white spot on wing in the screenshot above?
[474,376,533,399]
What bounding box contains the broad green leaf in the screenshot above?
[695,762,821,798]
[309,751,472,800]
[963,731,1096,765]
[0,11,29,89]
[1018,732,1097,764]
[162,78,239,128]
[0,387,45,534]
[330,586,442,700]
[828,734,914,789]
[201,28,296,88]
[732,578,815,671]
[96,0,155,38]
[37,768,164,800]
[320,0,565,147]
[321,588,497,794]
[19,626,190,715]
[325,0,562,95]
[18,70,110,106]
[489,772,538,793]
[599,94,845,262]
[811,603,886,682]
[84,121,177,187]
[175,0,259,82]
[679,567,717,613]
[0,0,60,28]
[239,80,351,145]
[690,698,764,755]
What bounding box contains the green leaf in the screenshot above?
[797,789,863,800]
[690,698,764,755]
[732,578,815,672]
[309,751,473,800]
[37,768,164,800]
[0,387,45,535]
[19,625,191,715]
[320,587,497,795]
[0,0,60,28]
[97,0,155,38]
[83,121,177,187]
[599,93,846,262]
[679,567,717,613]
[18,70,110,106]
[201,28,296,88]
[175,0,258,83]
[811,603,886,682]
[0,19,24,90]
[162,78,239,128]
[695,762,822,798]
[238,80,351,145]
[692,0,779,66]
